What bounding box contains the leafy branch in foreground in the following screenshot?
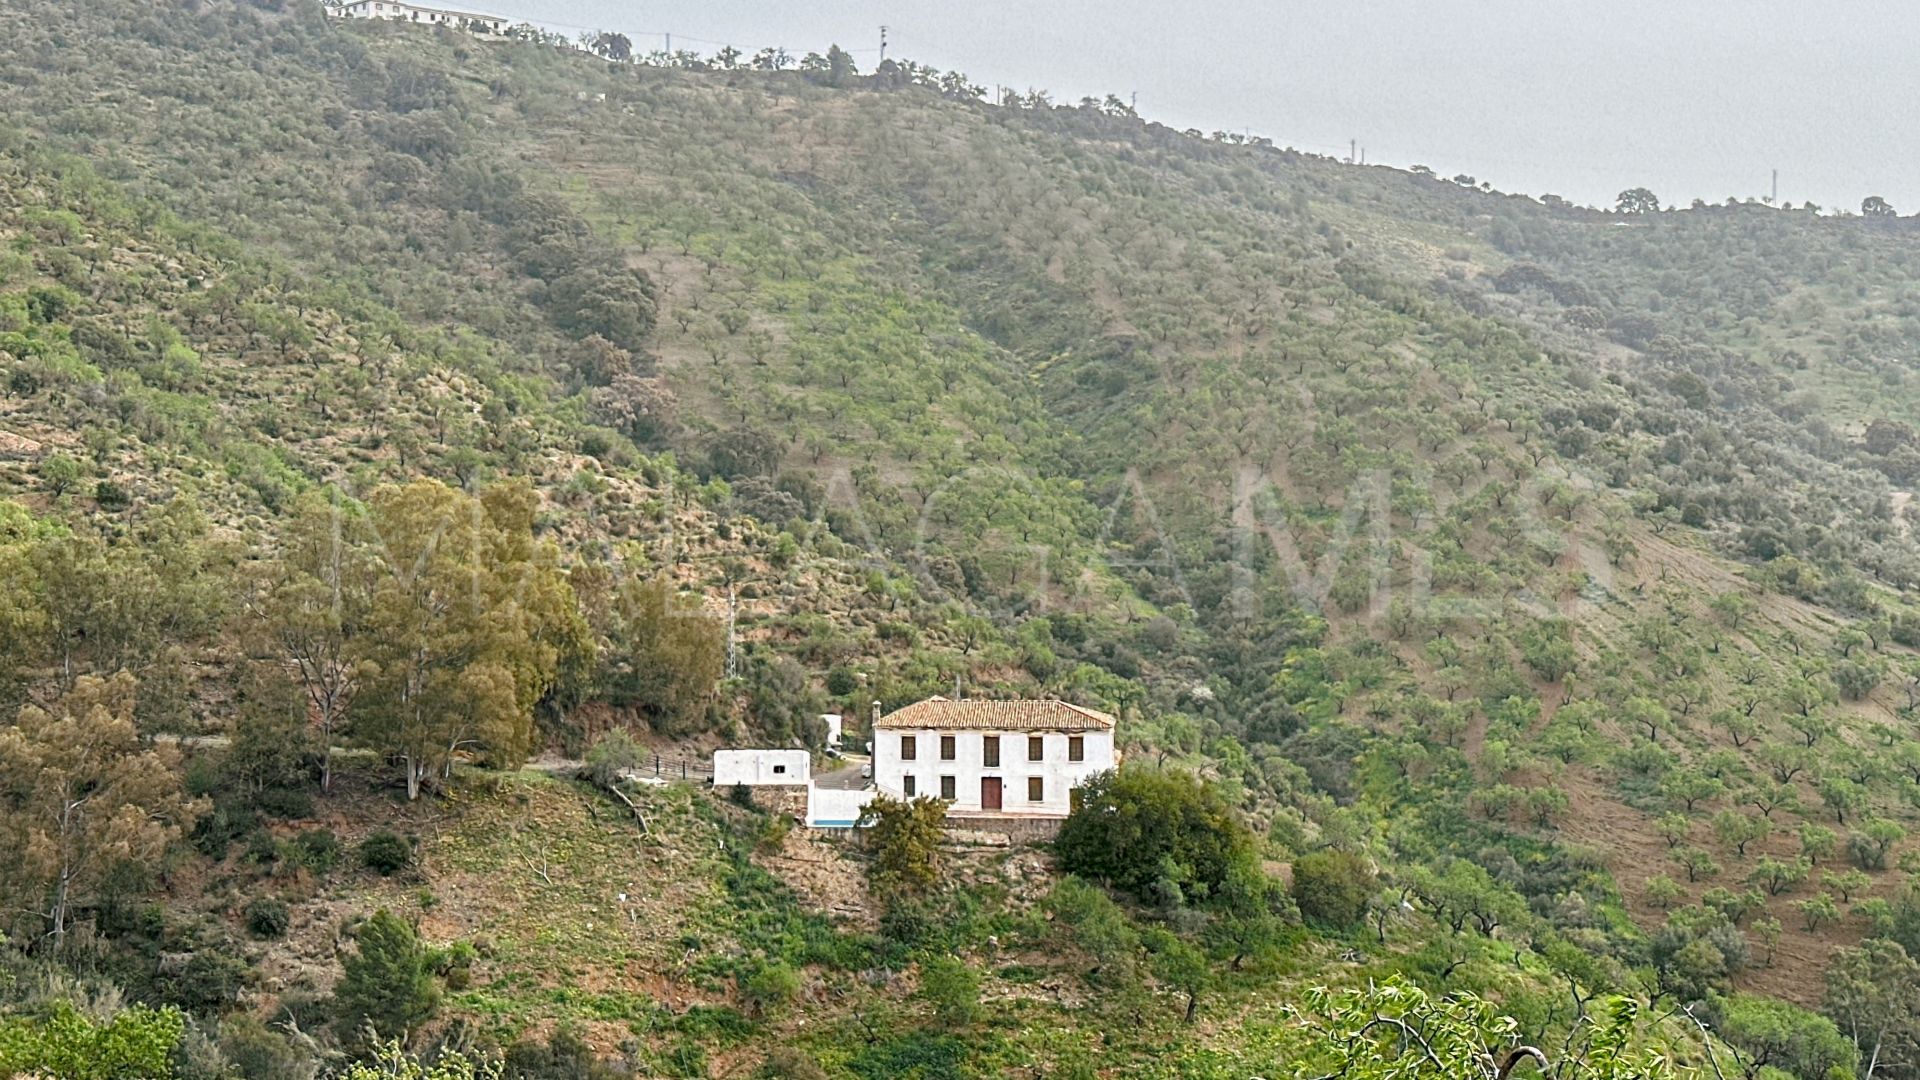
[335,1040,502,1080]
[0,1001,184,1080]
[1285,978,1690,1079]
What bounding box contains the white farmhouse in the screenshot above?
[327,1,510,34]
[870,698,1117,817]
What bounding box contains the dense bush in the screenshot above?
[244,897,291,939]
[286,828,342,874]
[737,961,801,1016]
[752,1048,830,1080]
[859,795,949,901]
[916,954,981,1029]
[359,831,413,876]
[504,1028,627,1080]
[1054,768,1252,905]
[584,728,644,787]
[1290,850,1375,930]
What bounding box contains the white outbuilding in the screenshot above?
[711,749,811,787]
[869,698,1118,817]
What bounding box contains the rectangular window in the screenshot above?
[939,775,956,801]
[940,735,956,761]
[900,735,916,761]
[772,764,786,775]
[983,736,1000,768]
[1028,777,1044,802]
[903,775,916,797]
[1069,736,1085,762]
[1028,736,1044,761]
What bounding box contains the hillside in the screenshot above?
[4,2,1920,1077]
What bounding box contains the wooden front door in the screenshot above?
[981,777,1003,811]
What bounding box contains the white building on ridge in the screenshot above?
[870,698,1118,818]
[327,2,510,34]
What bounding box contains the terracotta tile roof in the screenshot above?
[874,697,1116,732]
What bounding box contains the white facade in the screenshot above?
[821,713,844,749]
[808,786,874,828]
[712,749,811,787]
[870,699,1118,818]
[329,1,509,33]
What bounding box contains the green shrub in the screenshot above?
[847,1032,972,1080]
[152,941,253,1017]
[916,954,980,1029]
[256,786,314,820]
[1045,876,1143,988]
[433,939,478,990]
[753,1047,829,1080]
[287,828,342,874]
[190,802,261,860]
[752,812,791,854]
[245,898,291,939]
[738,961,801,1016]
[216,1015,313,1080]
[859,795,948,901]
[244,828,281,867]
[1712,994,1855,1080]
[584,728,643,787]
[93,478,130,510]
[332,909,439,1045]
[504,1027,625,1080]
[1055,767,1252,904]
[359,831,413,876]
[35,452,82,496]
[825,666,859,696]
[674,1005,757,1042]
[1290,850,1375,930]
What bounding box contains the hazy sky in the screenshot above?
[477,0,1920,212]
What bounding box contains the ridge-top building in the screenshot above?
[327,2,510,34]
[870,698,1118,818]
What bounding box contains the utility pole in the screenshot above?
[1771,168,1778,204]
[878,24,888,63]
[1350,138,1357,164]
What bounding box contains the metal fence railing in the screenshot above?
[635,754,714,781]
